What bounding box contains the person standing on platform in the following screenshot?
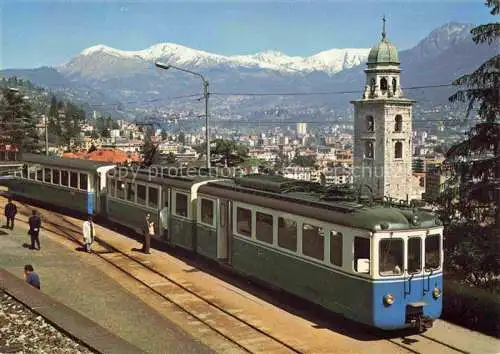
[141,213,154,254]
[24,264,40,289]
[82,215,95,253]
[28,210,41,250]
[4,198,17,230]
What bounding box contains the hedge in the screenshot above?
[443,279,500,338]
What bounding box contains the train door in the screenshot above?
[160,187,170,242]
[217,199,232,263]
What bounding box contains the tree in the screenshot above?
[292,153,316,167]
[141,128,160,167]
[439,0,500,289]
[164,152,176,164]
[178,131,186,145]
[0,87,39,152]
[210,139,248,167]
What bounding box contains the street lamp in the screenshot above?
[155,62,211,169]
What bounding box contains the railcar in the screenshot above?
[7,154,115,215]
[196,175,444,331]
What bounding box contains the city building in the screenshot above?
[296,122,308,136]
[351,18,414,201]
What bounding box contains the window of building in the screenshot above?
[302,224,324,261]
[148,187,159,208]
[278,217,297,251]
[61,170,69,186]
[22,165,28,179]
[52,169,60,185]
[425,234,441,271]
[419,177,425,187]
[175,192,188,217]
[126,182,135,202]
[392,77,397,95]
[379,239,403,276]
[330,231,343,266]
[380,77,388,92]
[116,181,125,199]
[365,116,374,132]
[256,212,273,244]
[408,238,422,274]
[70,172,78,188]
[395,115,403,132]
[200,198,214,226]
[370,78,376,95]
[137,184,146,205]
[354,237,370,273]
[395,142,403,159]
[79,173,88,191]
[364,141,374,159]
[236,207,252,237]
[36,168,43,182]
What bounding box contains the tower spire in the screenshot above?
[382,15,387,40]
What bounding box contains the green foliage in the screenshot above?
[141,128,160,167]
[163,152,176,164]
[439,0,500,289]
[210,139,248,167]
[95,116,117,137]
[443,279,500,338]
[0,87,39,152]
[292,153,316,167]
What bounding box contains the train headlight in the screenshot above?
[432,287,441,299]
[383,293,395,306]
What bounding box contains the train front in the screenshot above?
[370,216,444,331]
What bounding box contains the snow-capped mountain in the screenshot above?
[60,43,370,78]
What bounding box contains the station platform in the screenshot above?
[1,195,499,354]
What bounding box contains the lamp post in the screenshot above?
[155,62,210,169]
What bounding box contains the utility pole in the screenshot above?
[204,80,210,169]
[45,115,49,156]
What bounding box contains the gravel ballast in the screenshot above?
[0,291,93,353]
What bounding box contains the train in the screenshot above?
[5,153,444,331]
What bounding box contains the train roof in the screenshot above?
[199,175,442,232]
[21,153,115,171]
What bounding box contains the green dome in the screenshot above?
[367,38,399,65]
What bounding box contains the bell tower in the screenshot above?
[351,17,414,201]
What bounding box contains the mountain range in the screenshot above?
[1,22,496,120]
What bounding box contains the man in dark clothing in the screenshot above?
[24,264,40,289]
[28,210,41,250]
[4,198,17,230]
[141,213,153,254]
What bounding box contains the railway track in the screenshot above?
[388,331,471,354]
[16,206,303,354]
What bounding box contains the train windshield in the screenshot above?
[425,234,441,271]
[379,239,403,276]
[407,237,422,274]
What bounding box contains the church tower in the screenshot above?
[351,17,414,201]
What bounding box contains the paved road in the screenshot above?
[0,224,213,354]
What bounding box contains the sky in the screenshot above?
[0,0,496,69]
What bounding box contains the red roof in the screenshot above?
[63,149,140,164]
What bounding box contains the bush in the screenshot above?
[443,279,500,338]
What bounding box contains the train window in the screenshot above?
[175,192,188,217]
[256,212,273,244]
[109,179,116,197]
[354,237,370,273]
[116,181,125,199]
[61,170,69,186]
[28,166,36,180]
[70,172,78,189]
[278,217,297,251]
[36,168,43,182]
[379,239,403,276]
[137,184,146,205]
[425,234,441,271]
[44,168,51,183]
[52,169,60,185]
[200,198,214,226]
[80,173,88,191]
[330,231,343,267]
[148,187,159,209]
[236,207,251,237]
[408,238,422,274]
[302,224,324,261]
[126,182,135,202]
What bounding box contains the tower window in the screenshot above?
[395,142,403,159]
[365,116,374,132]
[380,77,388,92]
[365,141,374,159]
[370,78,376,96]
[392,78,397,95]
[395,115,403,132]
